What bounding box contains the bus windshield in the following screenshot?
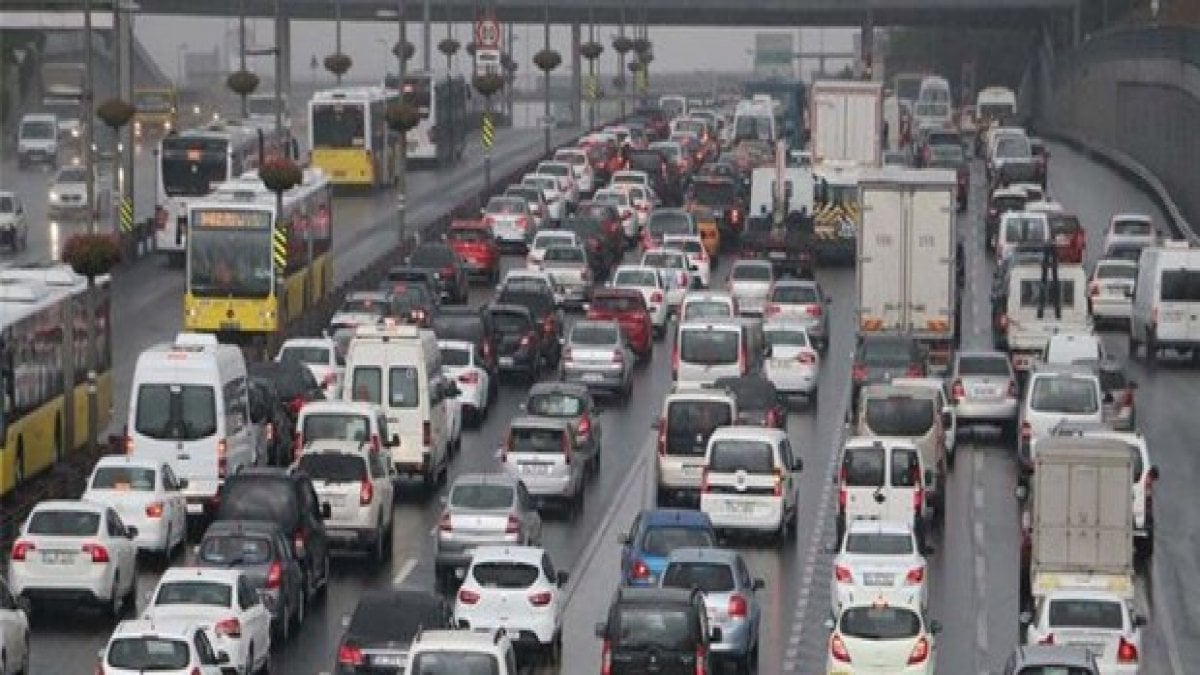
[134,91,173,112]
[160,137,229,197]
[311,102,366,148]
[189,227,274,298]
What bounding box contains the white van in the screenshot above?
[835,436,931,546]
[1130,243,1200,362]
[673,318,765,386]
[294,401,391,460]
[854,384,947,518]
[343,322,457,490]
[126,333,257,518]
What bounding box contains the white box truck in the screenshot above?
[856,167,959,370]
[1019,435,1135,609]
[809,80,883,168]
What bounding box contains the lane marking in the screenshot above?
[1147,554,1188,674]
[391,557,417,587]
[971,447,989,670]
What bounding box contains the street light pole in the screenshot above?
[334,0,343,85]
[83,0,96,234]
[239,0,248,117]
[543,1,551,155]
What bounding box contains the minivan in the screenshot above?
[654,387,738,507]
[1131,243,1200,363]
[343,322,458,491]
[835,437,932,547]
[294,401,390,460]
[854,384,947,517]
[673,318,766,386]
[126,333,257,520]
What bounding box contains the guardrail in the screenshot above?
[1041,127,1196,242]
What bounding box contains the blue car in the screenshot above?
[619,509,716,587]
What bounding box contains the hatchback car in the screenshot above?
[438,339,492,425]
[329,291,388,332]
[540,245,593,309]
[948,350,1020,440]
[826,599,940,674]
[499,417,588,514]
[762,323,821,401]
[100,618,230,675]
[1103,213,1156,252]
[527,230,579,269]
[484,195,537,249]
[432,307,501,390]
[609,265,670,337]
[1022,590,1144,675]
[763,279,830,350]
[832,520,929,615]
[334,588,454,674]
[641,248,695,309]
[1001,645,1100,675]
[727,260,774,316]
[594,587,719,675]
[559,319,634,399]
[662,234,711,289]
[435,473,543,586]
[296,442,395,561]
[405,243,469,304]
[522,383,603,467]
[445,219,501,284]
[485,304,544,383]
[660,547,762,671]
[454,546,567,662]
[620,509,716,587]
[277,337,344,399]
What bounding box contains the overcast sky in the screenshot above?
[135,14,857,84]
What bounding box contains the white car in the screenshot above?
[527,230,579,269]
[521,175,565,222]
[727,259,774,316]
[609,265,670,337]
[593,188,637,239]
[453,545,566,661]
[1103,213,1157,252]
[1019,365,1104,470]
[82,456,188,559]
[276,337,344,398]
[328,291,387,332]
[826,599,939,674]
[1023,589,1144,675]
[0,191,29,252]
[626,184,657,231]
[699,426,802,546]
[47,165,90,218]
[9,500,138,617]
[535,162,579,207]
[831,520,928,615]
[553,147,595,195]
[0,580,29,675]
[296,441,395,561]
[144,568,272,675]
[762,323,820,398]
[1088,258,1137,324]
[662,234,711,289]
[640,248,694,309]
[100,618,230,675]
[439,339,492,425]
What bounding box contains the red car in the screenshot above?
[587,288,653,358]
[445,219,501,283]
[1047,211,1085,264]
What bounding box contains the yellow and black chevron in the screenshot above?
[272,226,287,270]
[812,201,860,239]
[118,198,134,233]
[482,112,495,150]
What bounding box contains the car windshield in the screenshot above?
[491,311,530,334]
[865,396,935,436]
[994,195,1027,211]
[731,264,771,281]
[440,346,471,367]
[642,526,715,556]
[486,197,526,214]
[958,355,1011,376]
[20,120,56,139]
[539,165,570,177]
[27,510,100,536]
[840,606,921,639]
[716,377,777,409]
[279,345,331,366]
[1095,263,1137,280]
[846,533,914,555]
[450,483,514,509]
[302,413,370,443]
[572,323,619,345]
[709,440,775,473]
[666,401,733,455]
[1030,377,1099,414]
[1005,216,1049,243]
[107,637,191,670]
[996,136,1031,158]
[648,214,693,236]
[680,329,739,365]
[765,329,810,348]
[544,246,585,263]
[643,252,684,269]
[297,453,366,483]
[525,392,585,417]
[154,581,233,607]
[92,466,156,491]
[594,191,628,206]
[691,181,737,205]
[591,294,645,313]
[509,426,565,453]
[534,233,575,249]
[771,285,818,303]
[198,530,273,565]
[1159,269,1200,301]
[662,562,735,592]
[410,652,499,675]
[683,300,732,320]
[472,562,539,588]
[57,167,87,183]
[1047,599,1124,629]
[615,608,694,650]
[1112,219,1150,236]
[614,269,659,287]
[861,339,916,366]
[135,384,217,441]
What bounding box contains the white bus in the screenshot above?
[913,75,953,131]
[383,72,469,167]
[155,119,294,267]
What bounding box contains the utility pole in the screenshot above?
[83,0,96,235]
[542,0,551,155]
[239,0,248,117]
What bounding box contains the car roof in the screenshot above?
[203,519,287,538]
[470,545,545,564]
[486,303,534,318]
[641,508,713,528]
[509,415,574,431]
[846,519,915,537]
[451,472,519,489]
[159,566,242,584]
[614,586,698,606]
[111,618,204,641]
[842,436,921,453]
[299,440,371,456]
[1029,363,1099,379]
[93,455,163,471]
[299,401,383,416]
[664,546,741,566]
[709,425,786,444]
[772,279,817,289]
[528,381,591,398]
[33,499,105,515]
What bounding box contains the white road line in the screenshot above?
[1147,557,1188,674]
[391,557,417,587]
[971,447,989,669]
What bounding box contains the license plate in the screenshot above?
[864,573,894,586]
[772,358,795,368]
[581,372,604,382]
[499,356,515,367]
[522,464,552,474]
[972,386,998,398]
[725,500,755,514]
[186,502,205,515]
[372,654,405,667]
[681,465,703,474]
[768,251,787,260]
[1106,285,1126,293]
[41,551,73,565]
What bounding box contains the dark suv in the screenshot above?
[334,588,454,674]
[496,281,563,369]
[595,587,720,675]
[215,468,331,603]
[485,304,543,383]
[406,242,469,304]
[432,307,500,393]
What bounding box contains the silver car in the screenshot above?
[559,319,633,399]
[728,259,774,316]
[483,195,536,250]
[660,547,763,671]
[434,473,543,586]
[540,245,593,309]
[948,350,1019,440]
[764,279,830,350]
[499,417,588,514]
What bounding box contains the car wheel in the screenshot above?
[371,525,386,564]
[291,587,305,632]
[107,576,124,620]
[545,632,563,666]
[275,601,290,643]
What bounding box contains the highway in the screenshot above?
[11,123,1190,674]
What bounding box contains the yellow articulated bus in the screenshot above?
[184,168,333,353]
[0,263,113,496]
[308,86,400,189]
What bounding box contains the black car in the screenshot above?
[406,242,469,304]
[333,588,454,674]
[715,374,787,428]
[851,334,927,411]
[496,282,563,369]
[380,280,439,327]
[248,361,325,421]
[563,216,617,279]
[485,304,543,383]
[627,149,680,205]
[385,266,442,304]
[215,468,331,602]
[594,587,719,675]
[248,377,296,466]
[195,520,306,642]
[432,307,501,392]
[573,202,625,256]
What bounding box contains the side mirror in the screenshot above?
[389,434,401,448]
[923,469,934,487]
[709,626,723,643]
[126,526,139,540]
[321,503,332,519]
[1015,484,1029,501]
[1134,614,1148,627]
[618,531,630,544]
[929,620,943,634]
[823,617,835,631]
[752,578,765,591]
[557,570,569,586]
[1018,610,1033,627]
[651,419,663,430]
[176,478,189,490]
[341,614,352,628]
[792,458,804,472]
[1148,465,1160,481]
[922,544,937,555]
[594,622,607,639]
[217,651,232,665]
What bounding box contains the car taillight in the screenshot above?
[519,332,535,348]
[764,303,781,317]
[650,291,663,304]
[423,421,431,447]
[834,564,852,583]
[796,350,817,365]
[730,208,741,222]
[725,593,748,620]
[292,529,306,556]
[516,216,529,229]
[265,560,283,589]
[458,588,481,604]
[529,590,553,606]
[145,502,164,518]
[359,480,374,505]
[577,414,592,439]
[738,344,748,376]
[905,566,925,584]
[1020,421,1032,441]
[772,468,784,496]
[288,396,305,416]
[1117,636,1139,663]
[217,438,228,478]
[631,559,651,580]
[830,634,852,662]
[1006,379,1019,399]
[458,371,480,385]
[913,467,924,511]
[336,644,365,666]
[765,408,780,428]
[601,639,613,675]
[505,514,521,535]
[213,617,241,638]
[611,348,624,364]
[806,304,823,317]
[1089,281,1100,297]
[906,364,923,377]
[951,379,965,402]
[11,541,34,561]
[123,426,133,453]
[907,636,930,665]
[996,314,1009,333]
[694,645,708,675]
[1038,633,1055,645]
[1121,387,1135,407]
[541,314,557,336]
[852,363,867,382]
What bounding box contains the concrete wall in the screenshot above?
[1031,26,1200,232]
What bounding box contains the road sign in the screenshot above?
[585,74,598,102]
[481,112,495,150]
[118,198,133,233]
[475,48,501,77]
[475,14,501,50]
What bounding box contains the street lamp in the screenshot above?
[377,3,408,247]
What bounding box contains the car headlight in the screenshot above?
[48,191,60,203]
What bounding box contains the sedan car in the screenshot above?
[48,165,90,218]
[586,288,655,359]
[540,245,594,309]
[763,279,829,350]
[439,339,491,426]
[827,599,939,674]
[445,219,501,284]
[660,547,762,672]
[1022,590,1144,675]
[620,508,716,587]
[334,588,455,674]
[831,520,929,615]
[1088,258,1137,326]
[948,350,1020,440]
[559,319,634,400]
[728,259,774,316]
[405,242,469,304]
[1103,213,1157,252]
[453,546,567,662]
[81,456,188,559]
[641,248,695,310]
[762,322,821,401]
[434,473,543,587]
[527,230,579,269]
[483,195,537,250]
